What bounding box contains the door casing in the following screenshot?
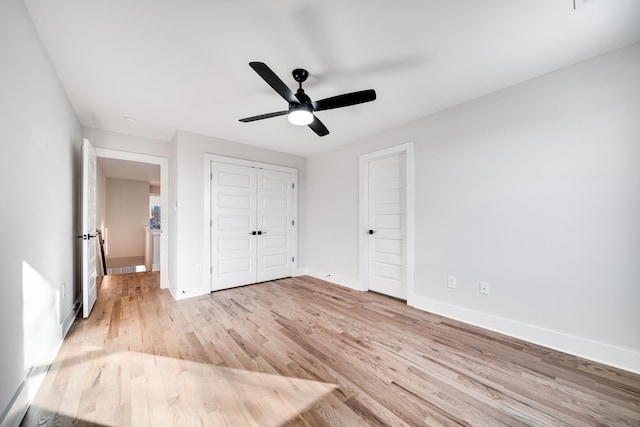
[94,147,170,290]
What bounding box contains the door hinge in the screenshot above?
[210,219,212,227]
[292,220,295,226]
[292,183,295,189]
[292,257,295,262]
[210,172,213,180]
[210,266,213,274]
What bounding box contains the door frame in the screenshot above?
[94,147,170,289]
[359,142,415,303]
[203,154,298,292]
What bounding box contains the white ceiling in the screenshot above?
[23,0,640,157]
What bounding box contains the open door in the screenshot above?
[81,138,98,318]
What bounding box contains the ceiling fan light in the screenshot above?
[288,107,313,126]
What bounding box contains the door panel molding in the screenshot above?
[359,142,415,304]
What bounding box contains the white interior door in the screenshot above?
[367,153,407,299]
[211,162,257,290]
[256,169,294,282]
[81,138,98,318]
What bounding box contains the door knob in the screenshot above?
[75,234,97,240]
[368,230,377,235]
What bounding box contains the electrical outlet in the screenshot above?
[480,281,490,295]
[447,276,457,289]
[329,256,334,264]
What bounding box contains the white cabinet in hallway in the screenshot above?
[145,227,161,272]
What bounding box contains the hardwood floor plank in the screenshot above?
[21,273,640,427]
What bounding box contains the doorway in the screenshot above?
[359,142,414,301]
[94,147,169,289]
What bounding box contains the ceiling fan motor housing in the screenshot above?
[294,89,312,106]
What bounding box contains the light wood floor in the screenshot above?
[22,273,640,426]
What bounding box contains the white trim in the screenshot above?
[203,153,298,293]
[305,269,362,292]
[358,142,415,301]
[60,298,80,338]
[1,298,80,427]
[0,380,28,427]
[411,294,640,375]
[170,284,211,301]
[94,148,170,290]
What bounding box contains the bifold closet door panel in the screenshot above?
[211,162,257,289]
[256,169,294,283]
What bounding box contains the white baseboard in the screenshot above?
[410,294,640,375]
[304,269,362,291]
[0,379,28,427]
[1,301,80,427]
[61,299,81,337]
[170,285,210,300]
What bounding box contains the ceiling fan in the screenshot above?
[239,62,376,137]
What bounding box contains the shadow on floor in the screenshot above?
[21,406,110,427]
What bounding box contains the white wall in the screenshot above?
[96,163,107,275]
[96,162,107,234]
[306,43,640,373]
[169,132,179,291]
[105,178,150,259]
[170,130,306,298]
[0,0,82,424]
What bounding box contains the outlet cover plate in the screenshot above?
[480,281,490,295]
[447,276,457,289]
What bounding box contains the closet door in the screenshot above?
[256,169,294,282]
[211,161,296,291]
[367,153,406,299]
[211,162,257,290]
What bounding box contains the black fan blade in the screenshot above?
[239,110,289,122]
[308,116,329,137]
[312,89,376,112]
[249,62,299,105]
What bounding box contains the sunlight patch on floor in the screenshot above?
[32,350,337,426]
